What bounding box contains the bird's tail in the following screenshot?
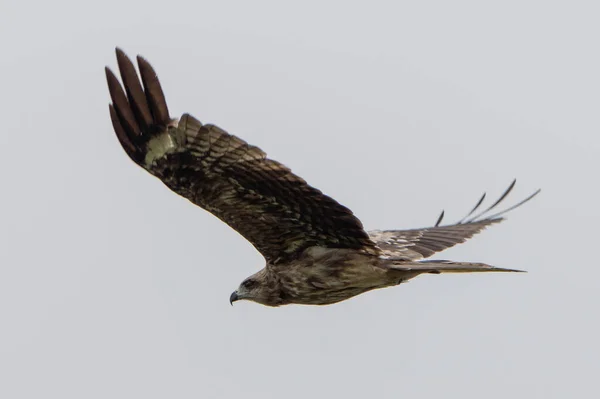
[386,259,525,274]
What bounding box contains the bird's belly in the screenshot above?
[277,251,397,305]
[295,285,382,305]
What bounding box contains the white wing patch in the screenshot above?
[143,121,184,167]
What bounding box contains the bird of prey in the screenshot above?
[106,48,539,307]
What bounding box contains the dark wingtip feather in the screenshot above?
[467,179,517,222]
[437,180,540,227]
[458,191,487,224]
[115,48,154,130]
[486,179,516,212]
[105,66,140,137]
[435,210,445,227]
[109,104,140,163]
[136,55,170,125]
[484,188,541,220]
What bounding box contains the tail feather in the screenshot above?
[388,259,525,273]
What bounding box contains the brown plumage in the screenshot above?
[106,48,540,307]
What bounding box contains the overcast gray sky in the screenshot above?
[1,0,598,398]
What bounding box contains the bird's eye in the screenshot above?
[242,279,257,289]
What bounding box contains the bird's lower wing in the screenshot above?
[369,219,501,260]
[369,181,539,260]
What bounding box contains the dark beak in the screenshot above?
[229,291,239,306]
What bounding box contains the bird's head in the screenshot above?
[230,270,284,307]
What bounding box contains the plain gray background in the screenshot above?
[1,0,597,398]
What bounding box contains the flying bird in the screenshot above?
[106,48,539,307]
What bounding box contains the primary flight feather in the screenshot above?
[106,48,539,307]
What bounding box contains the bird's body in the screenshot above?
[239,249,390,306]
[106,48,539,307]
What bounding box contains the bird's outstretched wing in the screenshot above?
[369,181,540,260]
[106,49,376,264]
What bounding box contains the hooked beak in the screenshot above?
[229,291,239,306]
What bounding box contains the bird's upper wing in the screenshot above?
[106,49,377,264]
[369,181,540,260]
